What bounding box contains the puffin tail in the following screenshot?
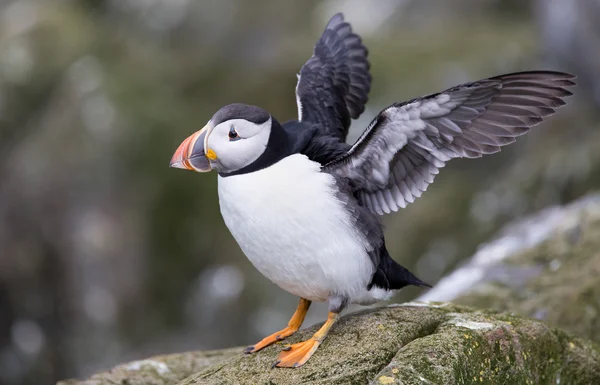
[369,248,431,291]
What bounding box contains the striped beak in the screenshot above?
[170,123,213,172]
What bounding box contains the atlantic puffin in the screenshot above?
[170,13,575,368]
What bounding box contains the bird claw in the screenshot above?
[243,345,256,354]
[274,338,321,368]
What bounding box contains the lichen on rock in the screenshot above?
[58,304,600,385]
[57,348,241,385]
[437,193,600,344]
[375,310,600,385]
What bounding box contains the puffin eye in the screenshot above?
[228,126,240,141]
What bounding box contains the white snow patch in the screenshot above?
[390,301,449,308]
[447,319,494,330]
[124,360,170,375]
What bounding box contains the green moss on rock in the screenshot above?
[57,348,241,385]
[59,304,600,385]
[456,195,600,344]
[376,311,599,385]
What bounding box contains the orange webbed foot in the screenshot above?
[244,326,298,354]
[272,311,339,368]
[244,298,311,354]
[273,338,321,368]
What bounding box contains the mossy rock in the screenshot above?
[425,194,600,344]
[55,347,241,385]
[58,304,600,385]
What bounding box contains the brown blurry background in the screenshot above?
[1,0,599,384]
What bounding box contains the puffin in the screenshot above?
[170,13,575,368]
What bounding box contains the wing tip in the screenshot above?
[326,12,345,29]
[492,70,577,84]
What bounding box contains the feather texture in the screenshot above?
[295,13,371,141]
[324,71,576,215]
[218,154,391,304]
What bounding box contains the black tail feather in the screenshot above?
[369,248,431,291]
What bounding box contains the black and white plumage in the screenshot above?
[170,13,575,368]
[324,71,576,215]
[295,12,371,140]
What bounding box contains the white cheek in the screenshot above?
[208,119,271,172]
[226,134,269,170]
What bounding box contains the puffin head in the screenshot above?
[170,103,273,174]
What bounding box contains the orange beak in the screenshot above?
[170,123,213,172]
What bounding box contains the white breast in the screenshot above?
[217,154,382,303]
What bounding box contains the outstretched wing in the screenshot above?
[295,13,371,141]
[324,71,576,215]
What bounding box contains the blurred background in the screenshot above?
[0,0,599,384]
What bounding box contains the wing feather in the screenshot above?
[324,71,575,215]
[295,13,371,141]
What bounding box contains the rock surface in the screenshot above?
[56,347,241,385]
[421,193,600,344]
[58,304,600,385]
[58,194,600,385]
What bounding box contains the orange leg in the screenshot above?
[244,298,311,354]
[274,311,339,368]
